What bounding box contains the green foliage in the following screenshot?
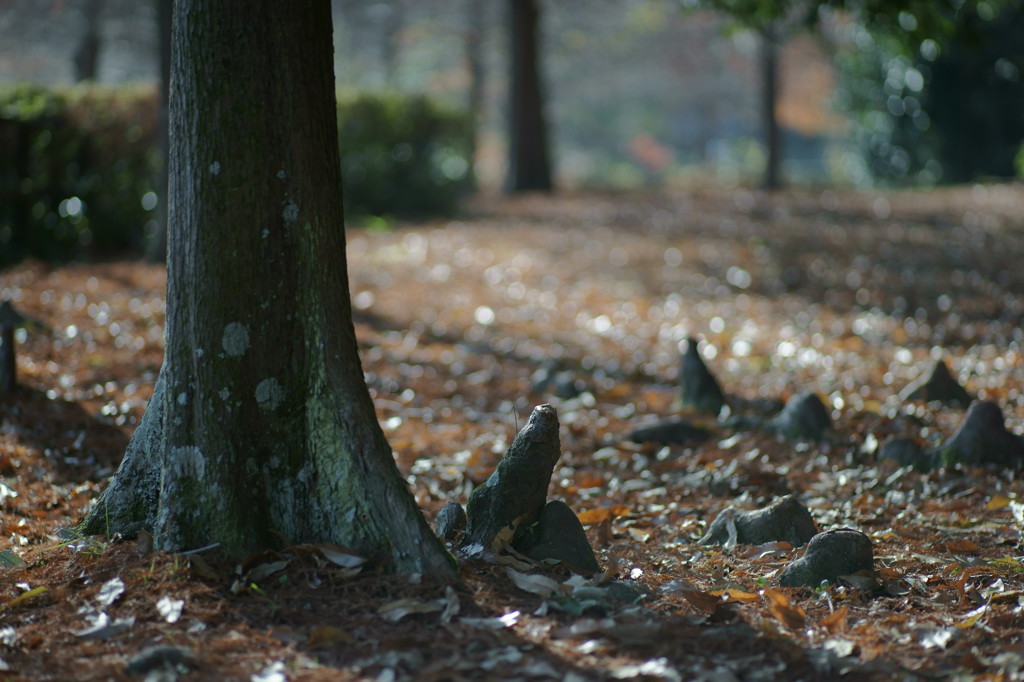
[834,2,1024,184]
[337,92,474,219]
[1016,142,1024,179]
[0,83,161,266]
[0,85,473,266]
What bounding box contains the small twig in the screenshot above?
[178,542,221,556]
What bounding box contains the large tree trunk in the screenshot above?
[80,0,454,578]
[505,0,552,193]
[760,24,782,191]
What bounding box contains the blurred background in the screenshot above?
[0,0,1022,264]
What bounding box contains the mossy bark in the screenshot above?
[464,404,561,547]
[80,0,454,578]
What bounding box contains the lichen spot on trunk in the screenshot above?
[171,445,206,478]
[209,161,221,176]
[255,377,285,411]
[282,199,299,222]
[221,322,250,357]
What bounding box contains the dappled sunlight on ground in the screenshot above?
[1,185,1023,679]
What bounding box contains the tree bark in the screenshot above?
[80,0,454,578]
[505,0,552,193]
[74,0,103,82]
[760,24,782,191]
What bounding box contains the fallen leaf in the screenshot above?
[611,657,680,681]
[461,610,521,629]
[743,541,793,560]
[499,610,521,627]
[125,645,197,676]
[957,604,990,629]
[840,570,881,591]
[574,472,605,489]
[246,560,289,583]
[188,555,220,582]
[919,627,956,650]
[305,625,356,648]
[252,661,287,682]
[506,568,563,597]
[763,588,806,630]
[1010,501,1024,524]
[986,495,1012,510]
[679,589,721,614]
[990,557,1023,571]
[314,544,368,569]
[710,588,759,603]
[73,613,135,640]
[626,526,652,543]
[819,605,849,633]
[822,637,857,657]
[577,508,612,524]
[156,595,184,623]
[96,577,125,607]
[378,598,443,622]
[942,539,981,554]
[0,550,25,568]
[3,586,47,610]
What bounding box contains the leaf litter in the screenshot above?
[1,186,1024,679]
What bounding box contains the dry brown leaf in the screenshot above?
[680,589,722,614]
[986,495,1012,510]
[710,588,759,604]
[575,472,605,489]
[818,605,849,634]
[577,508,612,524]
[378,598,442,623]
[626,527,652,543]
[187,555,221,582]
[941,539,981,554]
[305,626,356,648]
[763,588,806,630]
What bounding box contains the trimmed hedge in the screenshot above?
[0,85,473,266]
[338,91,474,219]
[0,83,160,265]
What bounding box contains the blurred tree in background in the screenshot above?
[680,0,836,190]
[505,0,553,192]
[684,0,1023,188]
[832,1,1024,184]
[1,0,1022,267]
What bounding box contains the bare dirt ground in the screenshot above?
[1,184,1023,681]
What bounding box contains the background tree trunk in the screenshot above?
[760,24,782,191]
[505,0,552,193]
[81,0,454,578]
[73,0,103,82]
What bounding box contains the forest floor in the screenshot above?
[1,184,1024,681]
